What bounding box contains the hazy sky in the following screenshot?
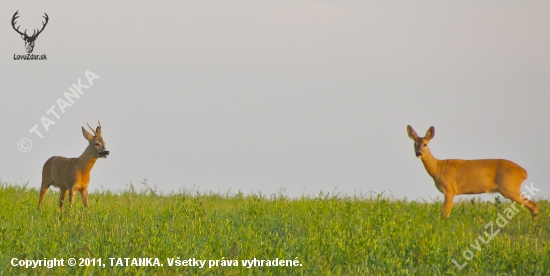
[1,1,549,201]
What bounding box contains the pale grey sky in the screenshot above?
[1,1,549,200]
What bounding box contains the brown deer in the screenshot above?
[407,125,537,219]
[38,121,109,209]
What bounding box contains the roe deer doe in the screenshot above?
[407,125,537,219]
[38,121,109,209]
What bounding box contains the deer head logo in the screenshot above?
[11,10,49,53]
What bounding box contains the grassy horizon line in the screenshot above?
[1,180,548,275]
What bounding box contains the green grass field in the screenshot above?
[0,181,548,275]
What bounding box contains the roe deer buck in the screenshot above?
[406,125,537,219]
[38,121,109,209]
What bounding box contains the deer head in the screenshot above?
[82,121,110,158]
[12,11,49,53]
[407,125,435,158]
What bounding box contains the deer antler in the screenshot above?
[11,11,27,37]
[87,122,98,136]
[31,13,49,38]
[11,11,49,39]
[96,121,102,137]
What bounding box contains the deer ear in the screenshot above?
[407,125,419,140]
[20,34,25,39]
[82,127,94,141]
[425,126,435,140]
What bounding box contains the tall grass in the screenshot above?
[0,180,548,275]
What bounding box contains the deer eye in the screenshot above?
[423,144,427,146]
[95,143,100,146]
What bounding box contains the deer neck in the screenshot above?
[420,148,440,178]
[77,145,98,174]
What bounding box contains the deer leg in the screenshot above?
[59,189,68,208]
[500,190,538,220]
[80,189,89,208]
[38,185,50,209]
[442,193,455,219]
[68,189,75,207]
[39,160,53,209]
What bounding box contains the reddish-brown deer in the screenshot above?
[407,125,537,219]
[38,121,109,209]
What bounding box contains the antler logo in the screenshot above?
[11,10,49,53]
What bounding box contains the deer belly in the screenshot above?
[457,181,497,194]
